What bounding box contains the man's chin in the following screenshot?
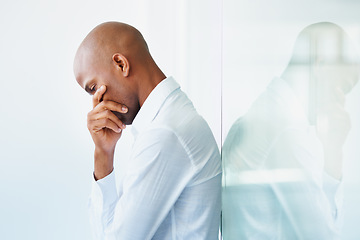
[112,110,134,125]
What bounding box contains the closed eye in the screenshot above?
[90,84,96,93]
[85,84,97,95]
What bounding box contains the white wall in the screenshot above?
[0,1,221,239]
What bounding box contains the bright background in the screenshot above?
[1,0,360,239]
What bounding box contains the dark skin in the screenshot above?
[73,22,166,180]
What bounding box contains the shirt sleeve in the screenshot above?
[88,128,195,240]
[88,170,119,240]
[323,171,344,228]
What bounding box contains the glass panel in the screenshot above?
[222,1,360,239]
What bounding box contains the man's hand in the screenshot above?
[87,85,128,180]
[317,87,351,180]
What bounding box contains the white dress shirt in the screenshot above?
[222,77,343,240]
[88,77,222,240]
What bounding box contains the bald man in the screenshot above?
[73,22,221,240]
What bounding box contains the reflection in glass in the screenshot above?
[222,22,360,239]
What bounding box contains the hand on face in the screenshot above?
[316,87,351,149]
[87,85,128,155]
[316,87,351,179]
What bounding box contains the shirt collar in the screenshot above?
[131,76,180,137]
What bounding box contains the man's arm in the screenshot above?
[89,128,195,239]
[269,129,343,238]
[317,87,351,180]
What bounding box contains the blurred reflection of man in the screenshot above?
[73,22,221,240]
[222,22,360,240]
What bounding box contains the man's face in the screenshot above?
[315,62,359,109]
[74,54,140,125]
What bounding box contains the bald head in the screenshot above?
[73,22,166,124]
[289,22,359,66]
[74,22,151,77]
[283,22,360,95]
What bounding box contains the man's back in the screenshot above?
[89,77,222,240]
[222,77,342,240]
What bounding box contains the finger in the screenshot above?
[88,118,122,133]
[91,109,126,130]
[335,87,345,106]
[92,85,106,108]
[93,100,128,114]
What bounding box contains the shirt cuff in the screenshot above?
[90,170,118,210]
[323,171,344,221]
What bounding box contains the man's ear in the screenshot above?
[112,53,130,77]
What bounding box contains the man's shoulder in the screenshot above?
[150,90,211,136]
[136,86,220,162]
[151,112,214,146]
